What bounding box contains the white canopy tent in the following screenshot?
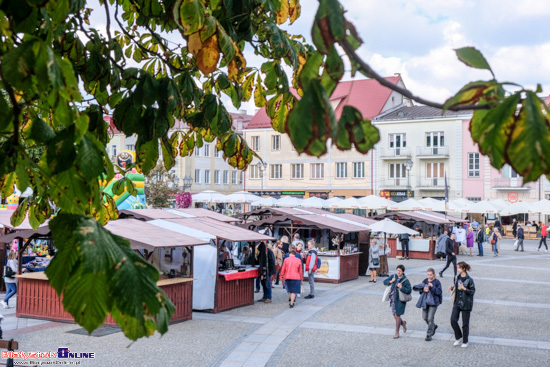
[276,196,303,207]
[467,200,501,214]
[393,198,424,211]
[192,190,226,203]
[250,197,278,207]
[333,197,365,209]
[222,191,261,203]
[418,198,445,211]
[358,195,392,210]
[367,218,419,235]
[500,201,534,216]
[297,196,327,209]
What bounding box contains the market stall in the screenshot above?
[2,218,209,325]
[374,211,458,260]
[148,216,274,313]
[239,207,374,283]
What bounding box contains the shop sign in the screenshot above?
[308,192,329,199]
[248,190,305,197]
[380,190,412,198]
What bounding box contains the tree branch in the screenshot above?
[0,63,21,147]
[339,39,490,111]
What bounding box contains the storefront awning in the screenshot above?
[105,219,209,251]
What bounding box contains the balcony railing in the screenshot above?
[378,147,412,159]
[492,177,532,190]
[417,177,446,188]
[379,176,418,188]
[415,145,449,158]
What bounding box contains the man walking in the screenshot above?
[439,232,457,278]
[516,224,525,252]
[305,240,318,299]
[291,233,304,250]
[512,218,518,239]
[476,228,484,256]
[399,233,410,260]
[257,242,276,303]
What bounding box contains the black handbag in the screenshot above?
[425,291,436,306]
[372,258,380,266]
[3,265,15,278]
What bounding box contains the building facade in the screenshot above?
[244,76,412,199]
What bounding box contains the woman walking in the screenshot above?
[538,223,548,252]
[421,268,442,341]
[383,264,412,339]
[450,261,476,348]
[466,226,474,257]
[272,241,284,286]
[2,250,19,309]
[279,244,303,308]
[491,227,501,256]
[368,238,380,283]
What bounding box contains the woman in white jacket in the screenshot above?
[2,250,19,308]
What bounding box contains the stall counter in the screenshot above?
[387,238,437,260]
[307,253,361,284]
[216,268,259,312]
[16,273,195,324]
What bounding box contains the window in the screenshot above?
[336,163,347,178]
[270,164,282,179]
[215,147,223,158]
[112,145,117,156]
[240,171,244,184]
[271,135,281,151]
[223,170,229,184]
[195,169,201,184]
[389,163,406,179]
[426,162,444,178]
[214,170,220,184]
[389,133,406,149]
[232,171,238,184]
[426,132,444,148]
[502,164,519,178]
[311,163,324,179]
[249,165,260,179]
[126,144,135,151]
[291,164,303,179]
[195,146,201,156]
[468,153,480,177]
[251,136,260,151]
[204,170,210,184]
[203,143,210,157]
[353,162,365,178]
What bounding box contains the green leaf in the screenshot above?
[336,106,380,153]
[285,78,334,156]
[10,198,29,228]
[0,173,17,198]
[443,81,495,111]
[49,167,90,214]
[76,135,105,181]
[23,117,56,144]
[161,136,176,171]
[506,91,550,182]
[136,138,159,174]
[112,178,126,196]
[175,0,205,35]
[455,47,494,77]
[471,93,521,169]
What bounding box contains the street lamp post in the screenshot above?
[256,161,267,197]
[175,175,194,192]
[403,159,414,198]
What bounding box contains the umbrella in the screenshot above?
[489,199,511,211]
[367,218,419,235]
[358,195,392,209]
[191,190,226,203]
[418,198,445,211]
[499,201,533,216]
[222,191,261,203]
[393,198,424,211]
[531,199,550,215]
[447,199,472,213]
[333,197,365,209]
[325,197,343,206]
[250,197,278,207]
[467,200,501,214]
[297,197,326,208]
[276,196,303,207]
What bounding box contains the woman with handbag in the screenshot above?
[449,261,476,348]
[279,244,303,308]
[368,238,380,283]
[491,227,501,256]
[383,264,412,339]
[2,250,22,309]
[421,268,442,341]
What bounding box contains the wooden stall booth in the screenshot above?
[120,208,275,313]
[374,211,460,260]
[240,207,375,283]
[1,219,209,325]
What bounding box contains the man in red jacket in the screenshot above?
[305,240,319,299]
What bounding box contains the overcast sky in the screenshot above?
[89,0,550,113]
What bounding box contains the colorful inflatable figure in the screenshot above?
[101,150,146,210]
[0,191,20,210]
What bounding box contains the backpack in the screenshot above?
[316,256,321,270]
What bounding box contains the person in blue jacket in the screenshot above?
[421,268,443,341]
[384,264,412,339]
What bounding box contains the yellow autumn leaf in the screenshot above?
[187,32,202,56]
[276,0,289,25]
[227,59,239,82]
[196,35,220,75]
[289,0,301,24]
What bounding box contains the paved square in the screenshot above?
[2,239,549,366]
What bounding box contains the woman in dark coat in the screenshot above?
[450,261,476,348]
[384,264,412,339]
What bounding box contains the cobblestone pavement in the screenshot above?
[2,239,549,367]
